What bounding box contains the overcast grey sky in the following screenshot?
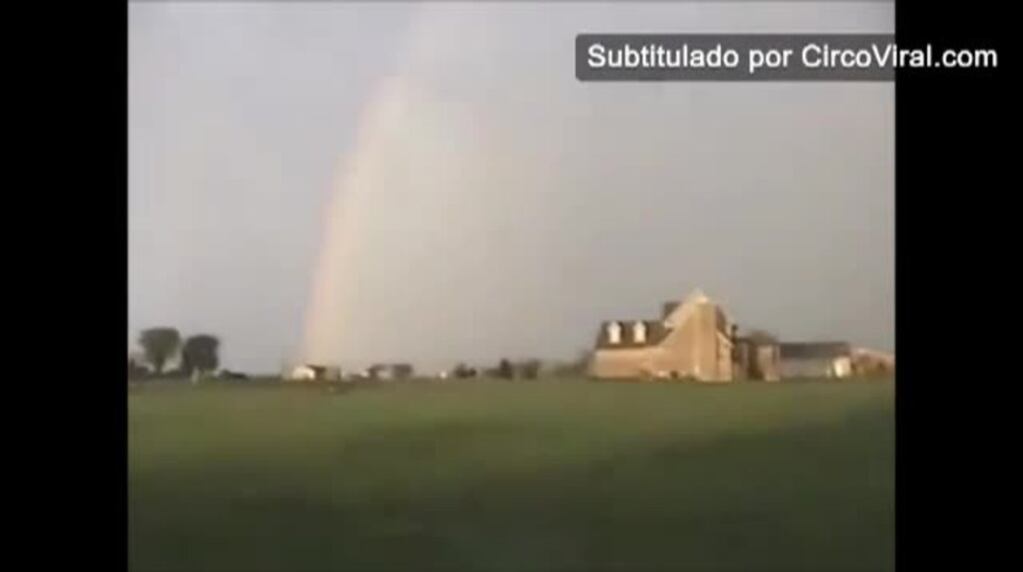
[129,2,894,373]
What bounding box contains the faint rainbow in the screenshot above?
[300,78,406,364]
[299,5,437,365]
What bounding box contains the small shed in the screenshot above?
[287,364,339,381]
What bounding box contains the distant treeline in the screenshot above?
[448,356,588,380]
[130,326,593,383]
[293,352,593,383]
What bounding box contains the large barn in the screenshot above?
[588,290,736,381]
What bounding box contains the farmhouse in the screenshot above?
[588,289,872,382]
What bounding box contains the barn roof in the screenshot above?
[779,342,851,359]
[738,330,779,345]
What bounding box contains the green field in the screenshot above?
[129,379,894,572]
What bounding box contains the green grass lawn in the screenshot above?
[129,379,894,572]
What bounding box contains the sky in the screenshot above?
[129,2,895,374]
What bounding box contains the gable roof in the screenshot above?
[685,288,710,304]
[663,288,713,329]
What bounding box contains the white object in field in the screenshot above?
[289,365,318,380]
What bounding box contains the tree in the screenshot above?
[128,356,149,380]
[517,359,541,380]
[452,363,477,379]
[551,349,592,377]
[392,363,414,380]
[496,358,514,379]
[181,334,220,376]
[138,327,181,375]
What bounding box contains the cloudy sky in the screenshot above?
[129,2,894,373]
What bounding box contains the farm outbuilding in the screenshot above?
[779,343,853,379]
[287,364,340,382]
[733,331,781,381]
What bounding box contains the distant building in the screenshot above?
[288,365,323,381]
[779,342,853,378]
[589,289,872,382]
[733,331,781,381]
[588,289,736,381]
[851,348,895,376]
[363,363,414,380]
[287,364,340,382]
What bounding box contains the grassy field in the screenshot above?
[129,379,894,572]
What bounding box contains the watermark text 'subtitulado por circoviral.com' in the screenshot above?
[576,34,998,81]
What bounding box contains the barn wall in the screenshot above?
[640,302,731,381]
[756,345,781,381]
[589,347,662,378]
[780,357,834,378]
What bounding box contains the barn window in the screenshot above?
[633,322,647,343]
[607,322,622,344]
